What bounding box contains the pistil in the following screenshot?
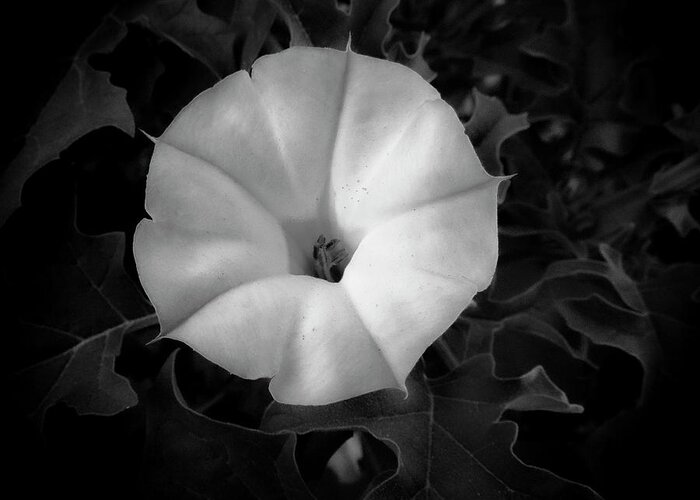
[313,235,349,282]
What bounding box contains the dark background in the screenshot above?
[4,1,699,498]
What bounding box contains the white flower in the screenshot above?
[134,46,503,405]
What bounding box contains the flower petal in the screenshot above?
[340,177,501,382]
[135,46,504,405]
[331,97,494,250]
[134,142,300,332]
[166,275,400,405]
[248,47,435,246]
[157,70,303,221]
[158,47,444,248]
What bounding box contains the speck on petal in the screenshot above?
[134,46,504,405]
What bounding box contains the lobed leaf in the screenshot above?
[0,15,134,226]
[666,104,700,148]
[270,0,399,56]
[6,220,154,426]
[555,293,661,399]
[489,254,645,313]
[143,351,306,499]
[384,31,437,82]
[263,355,597,499]
[462,90,528,204]
[127,0,278,77]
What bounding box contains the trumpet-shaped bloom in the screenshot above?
[134,46,503,405]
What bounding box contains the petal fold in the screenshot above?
[134,142,297,332]
[340,178,501,382]
[167,275,400,405]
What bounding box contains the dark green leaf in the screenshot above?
[270,0,399,57]
[0,15,134,226]
[6,222,154,426]
[11,323,147,426]
[486,232,699,404]
[266,0,313,47]
[498,313,591,364]
[143,351,307,499]
[464,90,529,176]
[128,0,237,77]
[654,200,700,237]
[263,356,598,499]
[518,0,575,77]
[650,153,700,236]
[126,0,278,76]
[499,201,585,258]
[555,294,661,399]
[650,153,700,196]
[471,0,574,96]
[237,0,279,70]
[489,253,645,313]
[384,32,436,82]
[666,104,700,148]
[463,90,528,202]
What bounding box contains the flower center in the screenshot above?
[312,235,349,283]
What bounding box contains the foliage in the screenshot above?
[4,203,155,427]
[4,0,698,499]
[0,15,133,225]
[263,355,598,499]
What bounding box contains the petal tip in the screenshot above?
[139,128,157,144]
[146,332,166,346]
[570,403,585,414]
[396,383,409,401]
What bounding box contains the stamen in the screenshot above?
[313,234,350,282]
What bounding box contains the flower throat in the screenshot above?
[312,235,349,283]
